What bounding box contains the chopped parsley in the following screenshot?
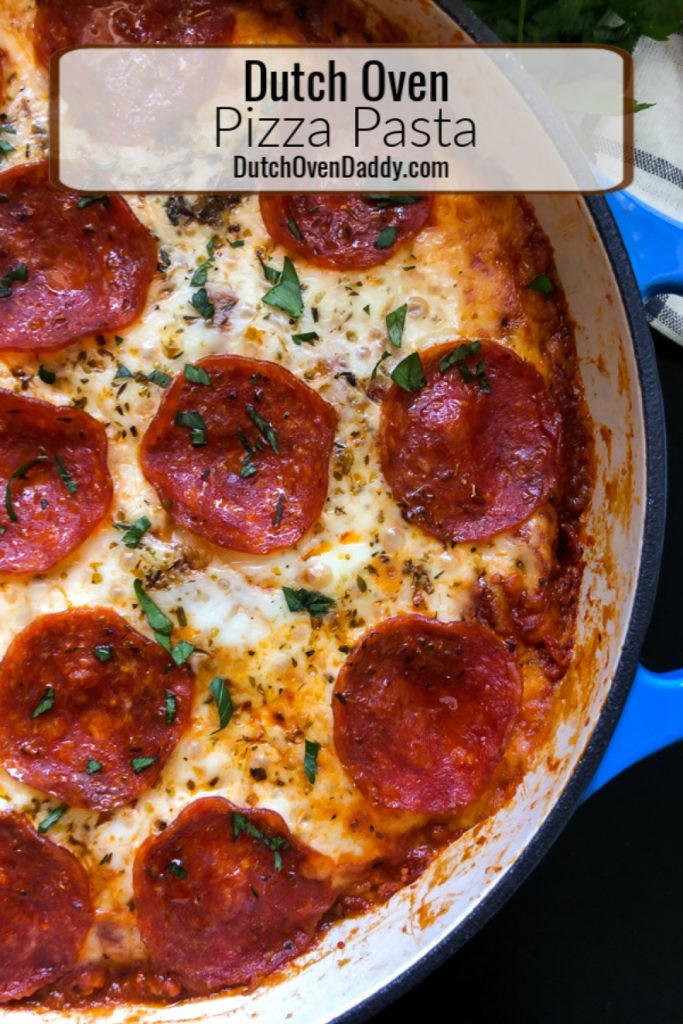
[370,351,391,380]
[38,805,67,834]
[288,217,302,242]
[77,194,110,209]
[147,369,172,388]
[291,331,318,346]
[131,756,157,774]
[31,686,55,718]
[113,514,151,548]
[229,239,244,248]
[38,365,56,384]
[134,578,195,665]
[304,739,320,784]
[363,304,370,315]
[527,273,554,294]
[93,645,113,662]
[165,860,186,880]
[209,677,233,734]
[258,253,281,285]
[375,226,398,249]
[5,456,49,522]
[190,287,214,319]
[56,455,77,494]
[86,758,103,774]
[0,262,27,298]
[438,340,490,392]
[273,491,285,527]
[391,351,426,392]
[246,405,278,453]
[261,256,303,318]
[385,304,407,348]
[184,363,212,386]
[113,364,133,381]
[232,811,291,871]
[165,690,177,725]
[190,261,213,287]
[0,138,16,157]
[175,409,208,447]
[282,586,335,618]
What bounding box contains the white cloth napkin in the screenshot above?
[624,31,683,343]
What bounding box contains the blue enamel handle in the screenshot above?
[586,191,683,796]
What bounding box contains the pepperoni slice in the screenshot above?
[0,161,157,353]
[0,608,194,810]
[140,355,337,554]
[0,811,92,1003]
[34,0,235,67]
[379,340,561,543]
[134,797,334,992]
[333,616,522,814]
[259,193,431,271]
[0,389,112,574]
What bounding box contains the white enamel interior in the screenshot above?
[2,3,647,1023]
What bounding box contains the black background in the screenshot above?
[372,330,683,1024]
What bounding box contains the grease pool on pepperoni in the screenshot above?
[34,0,235,67]
[379,340,562,543]
[140,355,337,554]
[333,616,522,814]
[0,161,157,352]
[0,389,112,575]
[134,797,334,992]
[0,811,93,1003]
[0,608,193,810]
[259,193,431,271]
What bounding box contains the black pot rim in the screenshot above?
[330,3,667,1023]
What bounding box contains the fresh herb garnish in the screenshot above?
[38,365,56,384]
[0,139,16,157]
[93,645,113,662]
[258,253,281,285]
[56,455,77,494]
[165,860,186,880]
[113,515,151,548]
[31,686,55,718]
[273,491,285,527]
[304,739,320,784]
[386,304,407,348]
[113,364,132,381]
[391,351,426,392]
[375,226,398,249]
[184,363,211,386]
[282,586,335,618]
[0,124,16,134]
[232,811,291,871]
[134,579,195,666]
[38,805,67,834]
[5,456,48,522]
[0,262,27,298]
[229,239,244,248]
[86,758,103,774]
[527,273,554,294]
[131,756,157,774]
[175,410,208,447]
[288,217,302,242]
[261,256,303,318]
[190,261,212,287]
[165,690,177,724]
[191,287,214,319]
[291,331,318,346]
[371,351,392,380]
[147,369,172,388]
[246,405,278,453]
[438,340,490,392]
[363,304,370,314]
[209,677,233,734]
[77,194,110,209]
[363,193,422,207]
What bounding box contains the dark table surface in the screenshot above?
[372,330,683,1024]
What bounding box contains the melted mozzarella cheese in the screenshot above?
[0,3,562,970]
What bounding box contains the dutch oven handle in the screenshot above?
[585,190,683,798]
